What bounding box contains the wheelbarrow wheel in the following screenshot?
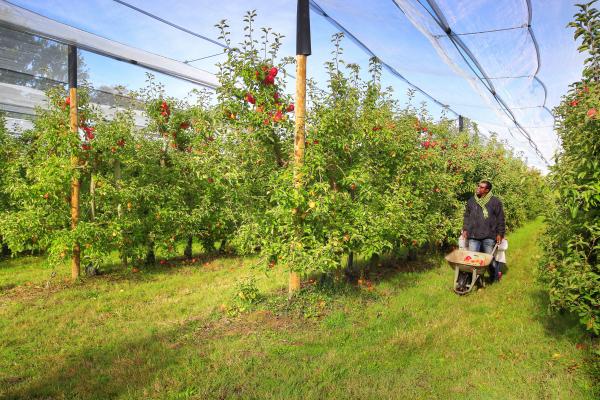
[454,267,483,295]
[457,271,469,291]
[455,270,473,295]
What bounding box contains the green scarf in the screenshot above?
[475,191,493,219]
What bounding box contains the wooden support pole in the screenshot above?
[90,160,97,221]
[293,56,307,190]
[114,159,128,267]
[68,45,81,280]
[289,54,307,296]
[458,115,464,132]
[289,0,311,296]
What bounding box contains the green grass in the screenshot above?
[0,219,597,399]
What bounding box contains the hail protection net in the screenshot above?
[0,25,138,131]
[0,24,66,131]
[392,0,554,163]
[0,0,225,132]
[310,0,559,169]
[1,0,566,170]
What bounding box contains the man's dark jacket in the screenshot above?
[463,196,506,240]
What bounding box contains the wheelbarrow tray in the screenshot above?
[445,249,494,272]
[445,249,495,295]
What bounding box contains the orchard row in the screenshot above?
[539,1,600,335]
[0,15,547,279]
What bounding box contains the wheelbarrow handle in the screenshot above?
[491,243,499,258]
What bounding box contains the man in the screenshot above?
[462,181,506,279]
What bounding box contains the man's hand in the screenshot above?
[496,235,503,244]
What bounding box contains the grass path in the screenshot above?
[0,219,596,399]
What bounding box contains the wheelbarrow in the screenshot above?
[445,245,497,295]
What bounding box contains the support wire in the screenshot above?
[309,0,459,117]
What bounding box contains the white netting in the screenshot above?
[312,0,557,169]
[1,0,570,170]
[397,0,555,165]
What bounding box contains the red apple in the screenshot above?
[245,93,256,104]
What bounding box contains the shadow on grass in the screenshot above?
[0,251,243,304]
[283,252,443,315]
[0,283,16,291]
[101,250,241,276]
[0,308,312,399]
[531,288,600,394]
[531,289,588,342]
[346,251,442,285]
[1,321,201,400]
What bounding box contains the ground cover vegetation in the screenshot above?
[0,220,597,399]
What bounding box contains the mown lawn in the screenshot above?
[0,219,597,399]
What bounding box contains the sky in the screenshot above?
[4,0,589,172]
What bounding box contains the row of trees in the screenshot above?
[0,13,546,282]
[540,0,600,335]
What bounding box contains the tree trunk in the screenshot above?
[1,241,10,257]
[184,236,193,259]
[145,241,155,265]
[271,133,285,168]
[408,247,418,261]
[148,141,166,267]
[347,251,354,270]
[90,164,96,221]
[114,159,122,217]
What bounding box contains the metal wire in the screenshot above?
[434,24,528,38]
[184,51,226,64]
[309,0,459,117]
[110,0,464,121]
[411,0,550,164]
[109,0,306,83]
[112,0,228,49]
[8,0,552,161]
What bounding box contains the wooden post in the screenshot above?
[289,55,306,295]
[68,45,81,280]
[289,0,311,296]
[293,56,307,190]
[114,159,122,218]
[114,159,128,267]
[90,160,97,221]
[458,115,464,132]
